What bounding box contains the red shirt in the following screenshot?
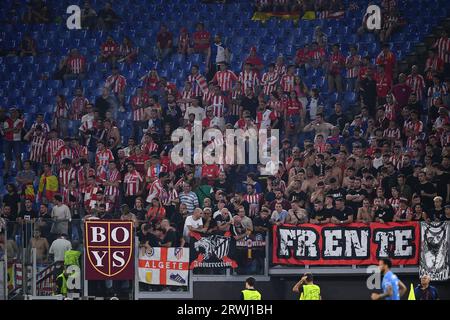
[375,73,392,98]
[127,154,150,174]
[193,31,210,50]
[376,51,396,79]
[201,164,220,180]
[283,98,302,116]
[101,40,119,57]
[391,83,412,107]
[156,31,173,49]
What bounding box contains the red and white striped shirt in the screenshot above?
[202,88,214,104]
[208,94,227,118]
[345,54,361,78]
[30,122,50,137]
[388,197,401,210]
[404,120,424,135]
[55,145,74,164]
[71,96,89,121]
[142,142,159,155]
[425,56,444,81]
[62,188,81,205]
[124,170,143,196]
[244,193,262,205]
[239,70,260,93]
[146,163,167,180]
[383,127,401,140]
[280,74,295,92]
[230,89,242,116]
[55,102,69,119]
[406,74,425,101]
[131,94,148,121]
[433,36,450,63]
[45,139,64,165]
[105,168,121,199]
[383,102,398,121]
[105,74,127,94]
[58,167,76,191]
[77,167,96,189]
[29,135,46,163]
[179,88,195,113]
[274,63,286,77]
[261,71,279,96]
[187,73,208,97]
[66,55,86,74]
[212,70,238,92]
[95,149,114,168]
[428,83,448,105]
[146,178,166,203]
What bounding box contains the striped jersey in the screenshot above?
[261,71,279,96]
[212,70,238,92]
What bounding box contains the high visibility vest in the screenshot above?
[242,289,262,300]
[300,284,320,300]
[64,250,81,267]
[56,272,68,296]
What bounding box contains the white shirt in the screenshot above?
[48,238,72,262]
[215,43,226,64]
[184,106,206,121]
[373,156,384,169]
[183,215,203,242]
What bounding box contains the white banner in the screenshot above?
[420,222,450,281]
[138,247,189,286]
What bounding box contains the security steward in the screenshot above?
[241,277,262,300]
[55,267,69,297]
[292,273,321,300]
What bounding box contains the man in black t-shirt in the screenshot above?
[416,171,437,211]
[160,219,179,247]
[253,208,271,237]
[346,177,368,213]
[330,198,354,224]
[373,198,394,223]
[138,223,160,248]
[327,178,347,201]
[309,200,331,224]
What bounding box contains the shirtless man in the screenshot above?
[30,229,49,263]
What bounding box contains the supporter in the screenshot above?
[327,44,345,93]
[118,37,138,64]
[155,25,173,62]
[373,197,395,223]
[81,1,97,29]
[192,22,211,57]
[105,67,127,112]
[330,198,354,224]
[99,36,119,66]
[177,27,191,57]
[270,203,288,225]
[97,2,121,30]
[432,29,450,76]
[183,207,204,243]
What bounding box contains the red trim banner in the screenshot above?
[272,222,420,266]
[84,220,134,280]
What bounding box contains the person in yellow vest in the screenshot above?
[55,267,69,297]
[292,273,321,300]
[241,277,262,300]
[64,241,81,267]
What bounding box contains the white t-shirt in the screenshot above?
[184,106,206,121]
[183,215,203,242]
[48,238,72,262]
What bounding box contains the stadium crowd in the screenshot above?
[0,1,450,279]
